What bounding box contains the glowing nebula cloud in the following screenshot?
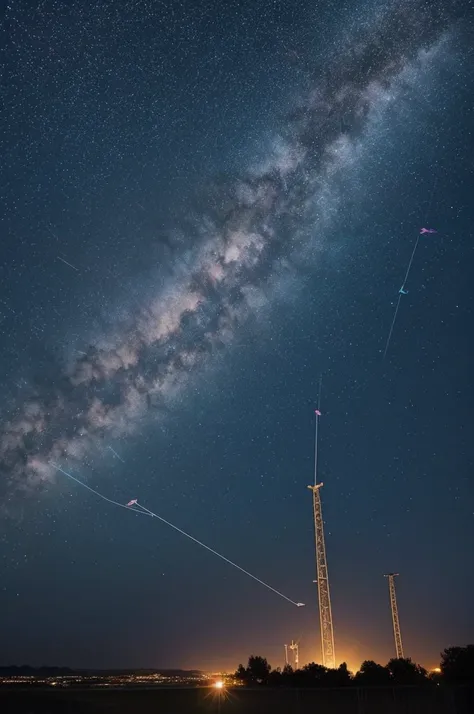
[0,1,459,497]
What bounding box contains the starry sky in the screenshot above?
[1,0,473,674]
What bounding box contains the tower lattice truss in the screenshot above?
[309,484,336,669]
[386,573,404,659]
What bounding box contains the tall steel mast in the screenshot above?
[384,573,404,659]
[308,378,336,668]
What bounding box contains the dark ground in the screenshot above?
[1,686,473,714]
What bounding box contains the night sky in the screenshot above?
[1,0,473,674]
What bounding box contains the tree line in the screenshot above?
[234,644,474,687]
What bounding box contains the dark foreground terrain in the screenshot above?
[1,685,473,714]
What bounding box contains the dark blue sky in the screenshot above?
[1,0,473,673]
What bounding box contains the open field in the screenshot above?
[1,685,473,714]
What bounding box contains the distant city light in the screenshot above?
[432,667,441,673]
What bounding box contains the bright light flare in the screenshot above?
[214,680,224,690]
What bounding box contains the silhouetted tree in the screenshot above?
[354,660,392,686]
[440,645,474,683]
[324,662,352,687]
[236,645,474,690]
[238,655,271,685]
[386,658,427,685]
[293,662,328,687]
[303,662,327,679]
[249,655,271,684]
[268,667,283,687]
[235,664,247,683]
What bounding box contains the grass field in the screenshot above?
[1,684,472,714]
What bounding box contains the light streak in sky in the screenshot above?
[57,256,79,272]
[107,446,125,463]
[382,174,440,360]
[50,463,305,608]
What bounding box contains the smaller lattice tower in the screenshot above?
[384,573,404,659]
[289,640,299,668]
